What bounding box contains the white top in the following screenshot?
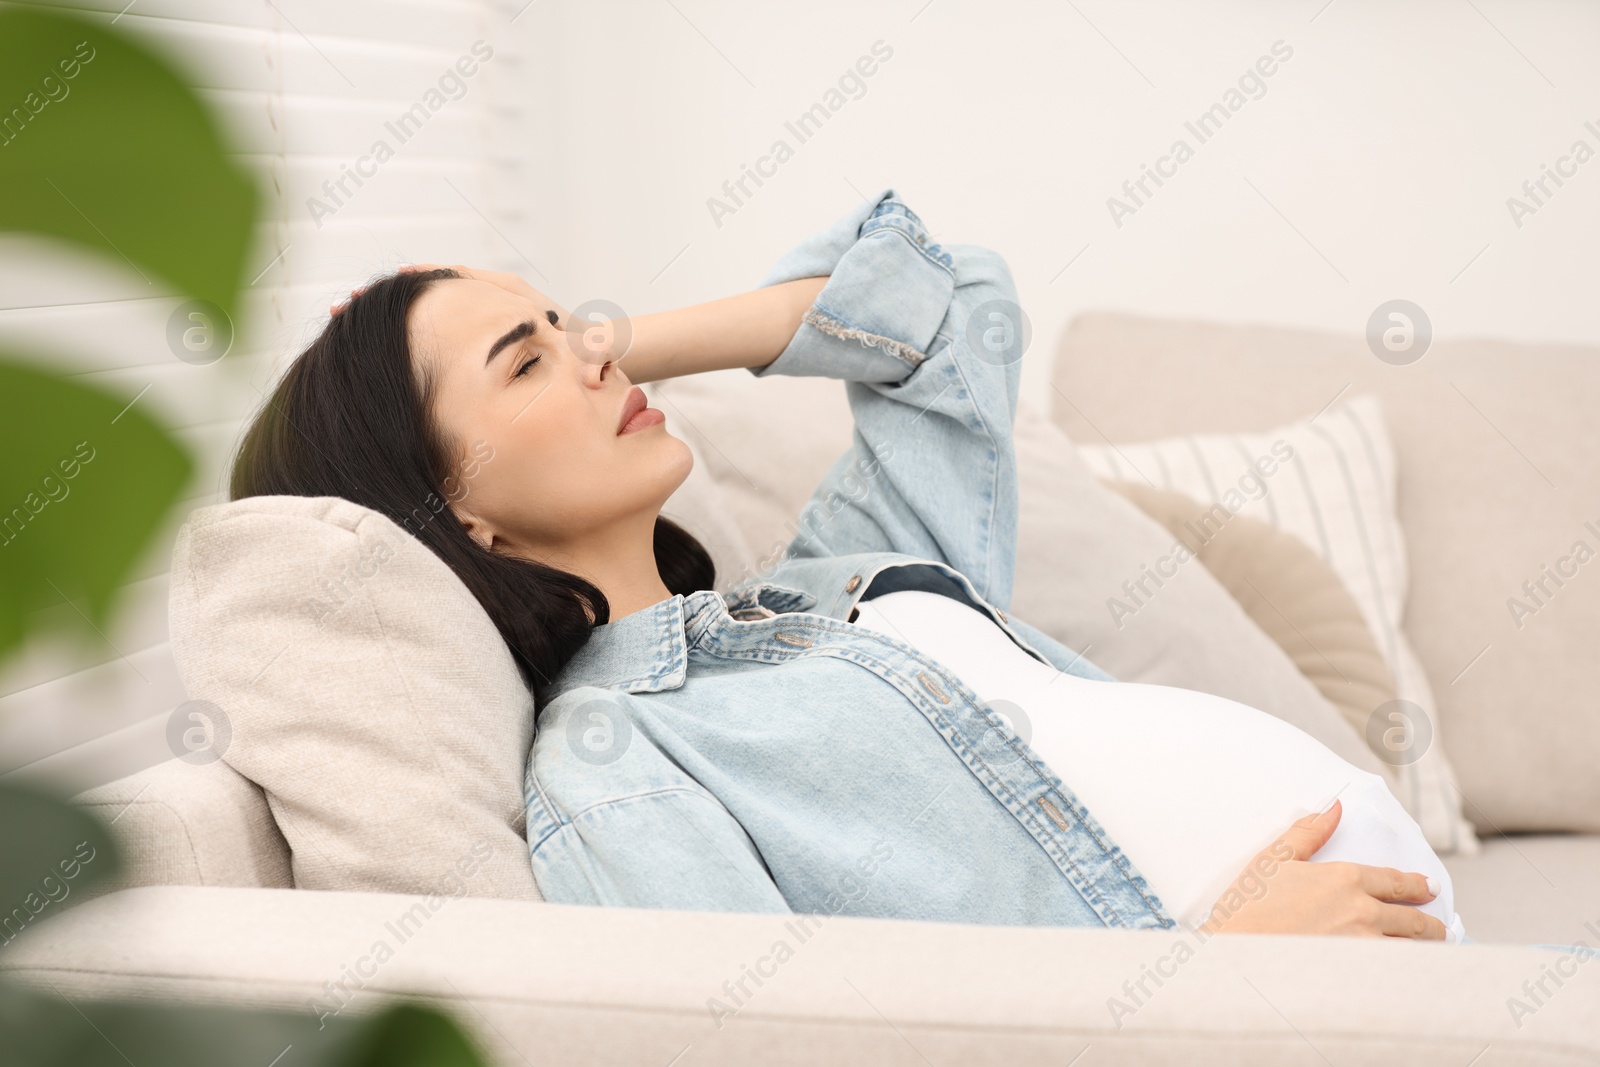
[850,589,1464,939]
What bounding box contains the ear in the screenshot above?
[452,505,496,552]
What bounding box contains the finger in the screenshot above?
[1358,865,1439,904]
[472,267,529,289]
[330,286,368,316]
[1275,799,1342,862]
[1375,902,1448,940]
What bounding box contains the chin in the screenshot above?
[651,429,696,500]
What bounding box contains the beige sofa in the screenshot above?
[5,312,1598,1064]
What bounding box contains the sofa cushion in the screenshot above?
[1051,313,1600,835]
[654,369,1389,780]
[1075,396,1478,854]
[651,383,759,587]
[1102,479,1399,749]
[168,495,544,901]
[1443,833,1600,945]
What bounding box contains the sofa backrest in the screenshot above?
[1049,312,1600,834]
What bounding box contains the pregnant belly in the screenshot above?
[851,591,1464,939]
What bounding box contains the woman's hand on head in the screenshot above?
[332,265,829,383]
[1197,800,1447,940]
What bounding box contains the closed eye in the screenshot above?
[513,312,561,380]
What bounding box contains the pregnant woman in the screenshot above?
[233,189,1462,942]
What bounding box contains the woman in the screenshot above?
[233,189,1461,941]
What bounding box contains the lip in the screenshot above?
[616,386,656,435]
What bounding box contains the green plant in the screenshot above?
[0,9,490,1064]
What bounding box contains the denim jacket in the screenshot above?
[524,189,1177,933]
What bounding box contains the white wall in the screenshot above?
[497,0,1600,409]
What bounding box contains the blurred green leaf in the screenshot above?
[0,984,492,1067]
[0,6,258,322]
[0,360,192,660]
[0,782,120,950]
[345,1003,493,1067]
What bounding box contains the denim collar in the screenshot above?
[550,579,820,696]
[548,552,1033,699]
[550,592,695,696]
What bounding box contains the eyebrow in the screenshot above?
[485,320,538,367]
[484,308,562,367]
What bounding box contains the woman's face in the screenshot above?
[408,274,691,558]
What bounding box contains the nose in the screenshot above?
[566,314,618,387]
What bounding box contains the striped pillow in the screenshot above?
[1075,395,1479,855]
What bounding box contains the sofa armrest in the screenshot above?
[3,886,1594,1065]
[70,759,291,897]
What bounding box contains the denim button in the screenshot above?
[917,672,951,703]
[845,574,861,593]
[996,607,1008,623]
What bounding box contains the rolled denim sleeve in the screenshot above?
[750,189,1025,609]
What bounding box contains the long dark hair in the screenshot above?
[230,268,715,699]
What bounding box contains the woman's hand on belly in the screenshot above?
[1197,800,1448,940]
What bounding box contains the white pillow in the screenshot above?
[1074,394,1480,855]
[648,382,757,590]
[168,495,543,901]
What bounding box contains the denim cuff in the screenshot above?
[751,189,954,384]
